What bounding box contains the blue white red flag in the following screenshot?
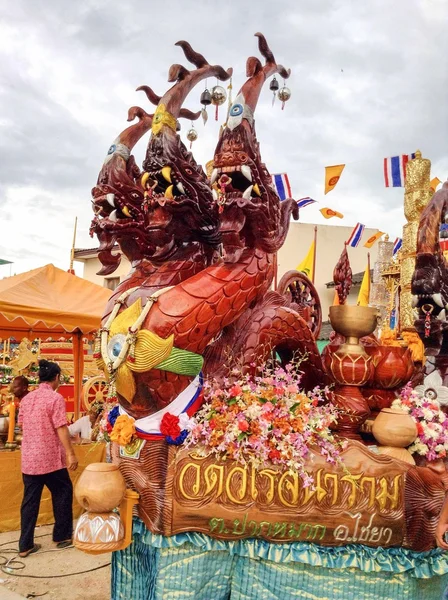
[384,154,416,187]
[296,197,316,209]
[272,173,292,201]
[347,223,365,247]
[393,237,402,255]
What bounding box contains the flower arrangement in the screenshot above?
[186,363,344,485]
[392,382,448,461]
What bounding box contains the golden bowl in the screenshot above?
[329,305,379,339]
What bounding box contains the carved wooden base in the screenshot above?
[331,385,371,440]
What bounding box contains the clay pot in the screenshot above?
[377,446,416,465]
[75,463,126,513]
[372,408,417,448]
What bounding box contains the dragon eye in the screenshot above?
[107,144,116,155]
[230,104,243,116]
[107,334,126,361]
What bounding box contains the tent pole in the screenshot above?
[73,332,84,420]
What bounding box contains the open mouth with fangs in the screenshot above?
[209,165,262,201]
[92,193,134,222]
[141,165,188,206]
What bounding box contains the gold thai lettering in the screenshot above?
[225,466,248,504]
[324,473,339,505]
[204,464,224,498]
[376,475,401,511]
[278,471,299,507]
[302,469,327,505]
[179,462,201,500]
[360,476,376,509]
[341,473,362,507]
[250,466,258,501]
[258,468,277,503]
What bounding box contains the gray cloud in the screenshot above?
[0,0,447,272]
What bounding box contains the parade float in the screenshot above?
[75,34,448,600]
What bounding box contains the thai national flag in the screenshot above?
[347,223,365,247]
[384,154,416,187]
[393,238,402,255]
[296,197,316,209]
[272,173,292,201]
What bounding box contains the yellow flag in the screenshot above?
[333,289,340,305]
[296,241,315,280]
[357,265,370,306]
[325,164,345,194]
[431,177,441,192]
[363,231,384,248]
[320,207,344,219]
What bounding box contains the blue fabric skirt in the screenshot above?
[111,518,448,600]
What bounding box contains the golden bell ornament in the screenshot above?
[278,86,291,110]
[186,127,198,149]
[211,85,227,121]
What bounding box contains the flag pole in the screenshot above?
[312,226,317,284]
[367,252,371,304]
[68,217,78,275]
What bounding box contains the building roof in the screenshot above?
[325,269,373,288]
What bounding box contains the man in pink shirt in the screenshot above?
[18,360,78,557]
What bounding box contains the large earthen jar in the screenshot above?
[372,407,417,448]
[75,463,126,513]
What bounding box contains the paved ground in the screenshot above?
[0,524,111,600]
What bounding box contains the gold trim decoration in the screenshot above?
[151,104,177,135]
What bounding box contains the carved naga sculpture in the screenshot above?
[91,42,232,307]
[412,181,448,362]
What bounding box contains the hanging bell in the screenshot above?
[186,127,198,149]
[278,86,291,110]
[211,85,227,121]
[200,89,212,106]
[270,76,279,106]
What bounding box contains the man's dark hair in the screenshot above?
[13,375,29,387]
[38,360,61,383]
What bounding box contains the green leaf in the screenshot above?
[237,432,248,441]
[227,398,238,405]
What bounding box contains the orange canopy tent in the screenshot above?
[0,264,112,417]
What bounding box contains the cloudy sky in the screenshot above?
[0,0,447,277]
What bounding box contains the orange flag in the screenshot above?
[320,207,344,219]
[364,231,384,248]
[430,177,441,192]
[325,165,345,194]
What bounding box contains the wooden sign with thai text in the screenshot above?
[168,442,408,547]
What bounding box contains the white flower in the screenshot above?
[415,371,448,407]
[178,413,196,431]
[245,404,262,420]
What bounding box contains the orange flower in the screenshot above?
[110,414,136,446]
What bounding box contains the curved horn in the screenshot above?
[238,33,291,113]
[155,41,232,120]
[136,85,161,106]
[117,106,153,150]
[179,108,201,121]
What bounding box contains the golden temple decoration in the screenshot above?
[400,150,432,331]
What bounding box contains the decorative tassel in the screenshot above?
[423,305,433,338]
[215,104,219,121]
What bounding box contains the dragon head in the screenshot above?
[90,41,232,273]
[412,180,448,354]
[212,33,298,262]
